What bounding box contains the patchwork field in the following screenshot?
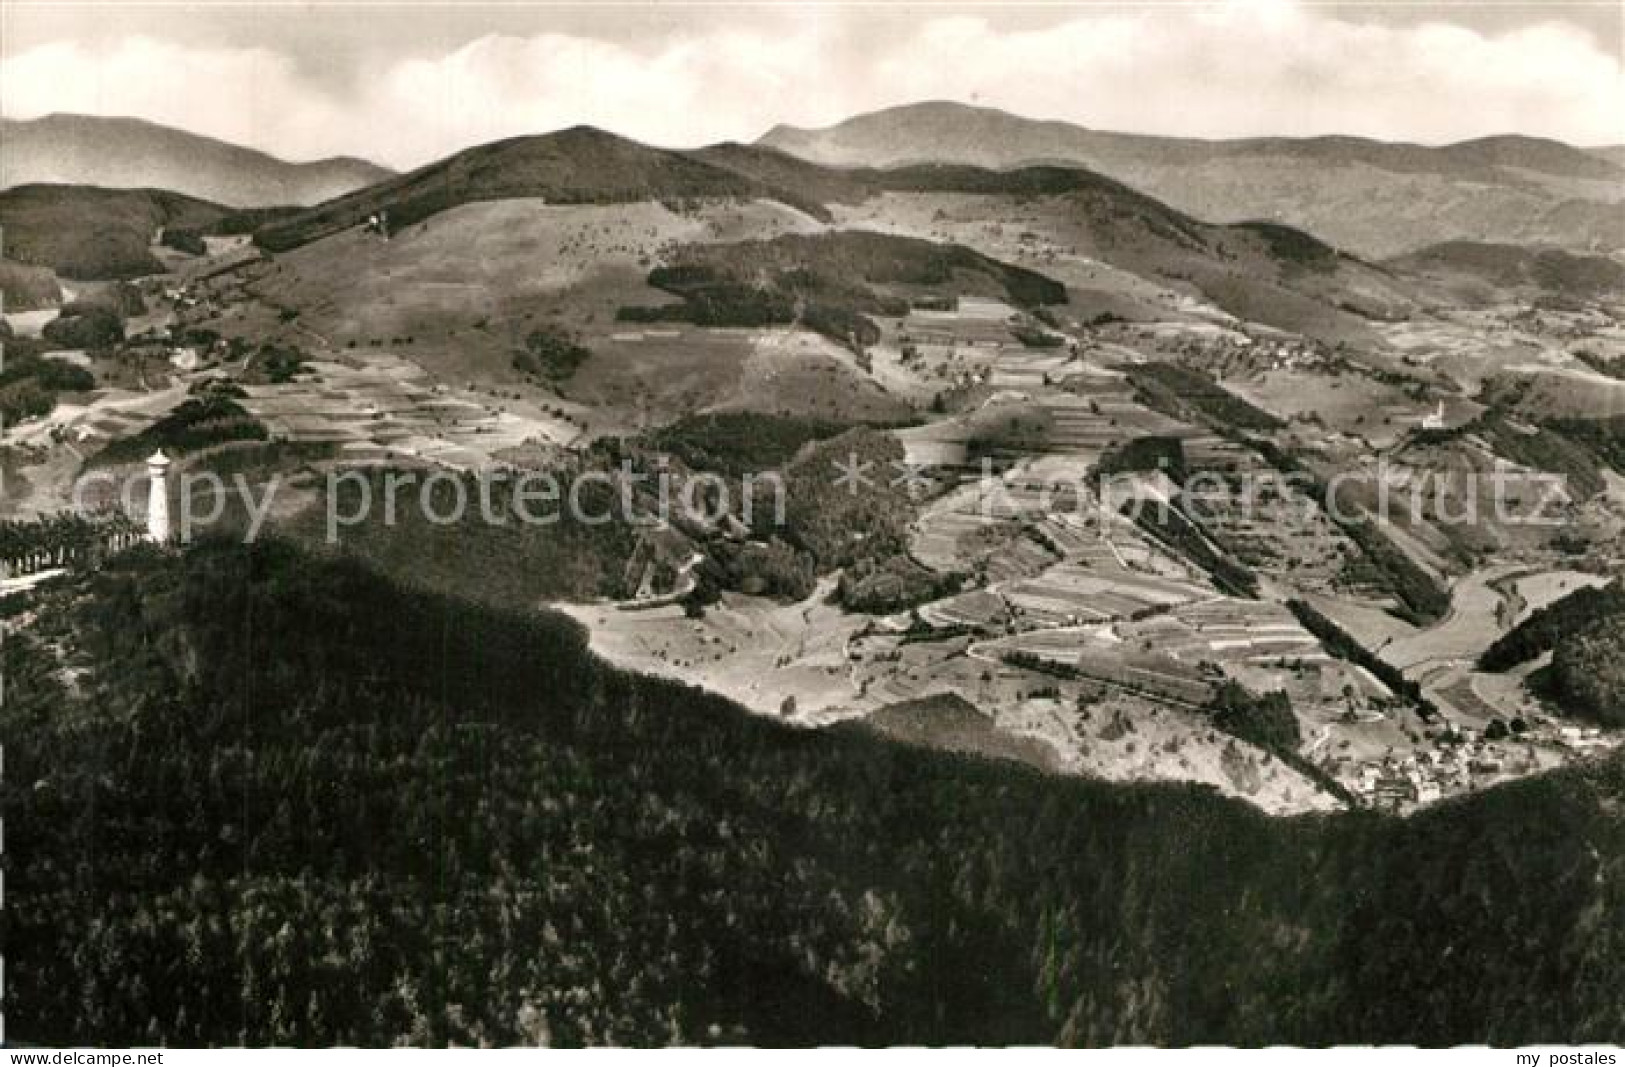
[1226,366,1436,446]
[236,353,580,466]
[1375,312,1567,392]
[1499,364,1625,420]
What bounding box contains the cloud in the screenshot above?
[364,28,836,165]
[3,2,1619,169]
[878,5,1621,146]
[0,36,352,158]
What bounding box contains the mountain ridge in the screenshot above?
[252,124,828,250]
[243,124,1415,344]
[760,101,1621,180]
[759,101,1624,256]
[1,113,393,208]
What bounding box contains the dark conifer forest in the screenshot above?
[4,540,1623,1046]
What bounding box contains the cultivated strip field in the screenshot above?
[237,353,578,468]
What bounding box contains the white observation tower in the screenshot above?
[146,450,172,543]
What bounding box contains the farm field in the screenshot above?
[8,386,177,453]
[908,476,1055,574]
[1374,313,1556,391]
[560,510,1357,813]
[999,560,1209,628]
[1224,366,1433,446]
[1505,568,1615,621]
[1498,363,1625,420]
[865,300,1040,406]
[236,352,580,466]
[3,382,184,515]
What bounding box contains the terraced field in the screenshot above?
[1002,561,1208,626]
[1120,598,1326,669]
[236,353,579,468]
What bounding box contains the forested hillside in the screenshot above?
[5,541,1624,1046]
[0,184,229,279]
[1479,579,1625,727]
[625,231,1067,351]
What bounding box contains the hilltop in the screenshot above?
[760,102,1625,257]
[253,126,828,250]
[1,114,392,208]
[248,128,1412,342]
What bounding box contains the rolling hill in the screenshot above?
[251,128,1415,342]
[0,114,392,208]
[763,103,1621,181]
[0,184,229,279]
[252,126,831,251]
[1388,241,1625,302]
[825,159,1418,340]
[759,102,1625,257]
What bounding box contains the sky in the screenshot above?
[1,1,1620,169]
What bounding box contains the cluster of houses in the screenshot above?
[122,328,211,372]
[1247,338,1326,373]
[1105,323,1329,376]
[1347,745,1512,811]
[1557,724,1611,750]
[160,284,206,311]
[1343,719,1613,812]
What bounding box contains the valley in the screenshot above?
[4,117,1624,829]
[0,0,1623,1026]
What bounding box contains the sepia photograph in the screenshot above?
[0,0,1622,1051]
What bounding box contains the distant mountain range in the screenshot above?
[6,111,1618,339]
[0,114,392,208]
[8,106,1618,261]
[759,102,1624,258]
